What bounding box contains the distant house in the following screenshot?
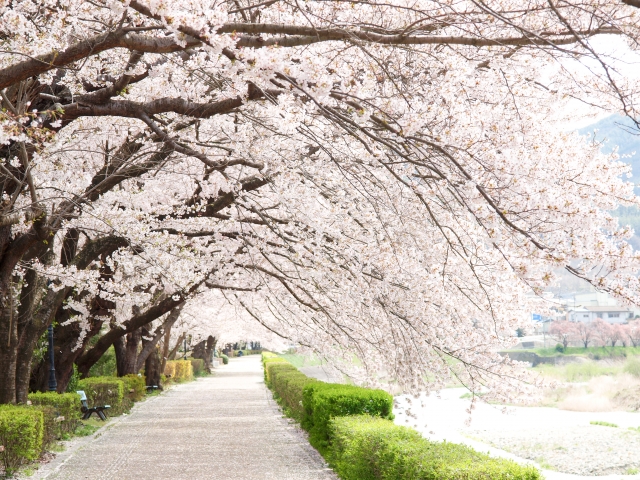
[567,306,633,323]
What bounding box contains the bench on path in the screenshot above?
[77,390,110,421]
[146,385,159,392]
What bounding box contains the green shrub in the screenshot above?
[271,369,322,422]
[28,392,81,435]
[220,353,229,365]
[77,376,125,415]
[168,360,193,382]
[303,383,394,453]
[0,405,44,473]
[190,358,205,376]
[37,405,57,448]
[555,344,565,353]
[265,360,297,385]
[328,415,542,480]
[122,374,146,402]
[263,356,290,383]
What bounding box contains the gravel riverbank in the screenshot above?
[393,388,640,479]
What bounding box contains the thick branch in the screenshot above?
[0,31,200,90]
[135,305,183,372]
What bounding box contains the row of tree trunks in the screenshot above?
[192,335,218,373]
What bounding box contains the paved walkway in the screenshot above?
[32,357,337,480]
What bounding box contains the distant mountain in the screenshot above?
[579,115,640,182]
[579,115,640,249]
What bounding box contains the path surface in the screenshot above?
[31,357,337,480]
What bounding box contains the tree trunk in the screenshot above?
[193,335,217,373]
[122,328,142,375]
[161,325,172,373]
[0,304,18,404]
[114,336,127,377]
[144,346,162,388]
[204,336,216,373]
[135,307,182,372]
[76,293,192,377]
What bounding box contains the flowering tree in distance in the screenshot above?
[549,321,578,349]
[1,0,640,403]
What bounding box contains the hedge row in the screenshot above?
[261,353,393,454]
[261,354,541,480]
[27,392,81,435]
[75,374,146,416]
[329,415,542,480]
[0,405,45,474]
[164,360,193,382]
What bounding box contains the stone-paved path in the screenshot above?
[31,356,338,480]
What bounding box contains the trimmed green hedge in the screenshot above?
[262,355,541,480]
[329,416,542,480]
[304,383,393,453]
[0,405,44,473]
[122,374,146,402]
[77,376,125,415]
[261,353,393,453]
[165,360,193,382]
[190,358,204,376]
[28,392,81,435]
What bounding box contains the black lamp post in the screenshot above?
[183,337,187,360]
[47,324,57,392]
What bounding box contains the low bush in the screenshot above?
[272,369,322,422]
[27,392,81,435]
[262,354,290,383]
[77,376,125,415]
[190,358,205,376]
[0,405,44,474]
[167,360,193,382]
[220,353,229,365]
[303,383,393,452]
[328,415,542,480]
[122,374,146,402]
[164,361,176,378]
[262,354,393,453]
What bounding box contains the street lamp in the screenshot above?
[47,324,57,392]
[183,336,187,360]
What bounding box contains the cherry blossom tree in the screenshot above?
[628,322,640,347]
[616,324,630,347]
[2,0,640,404]
[591,318,612,347]
[549,320,578,349]
[576,321,597,349]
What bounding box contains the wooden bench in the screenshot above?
[77,390,110,421]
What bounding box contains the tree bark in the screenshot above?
[161,325,172,373]
[76,285,199,376]
[204,336,217,373]
[113,335,127,377]
[135,306,182,372]
[0,303,18,404]
[122,328,142,375]
[144,346,162,388]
